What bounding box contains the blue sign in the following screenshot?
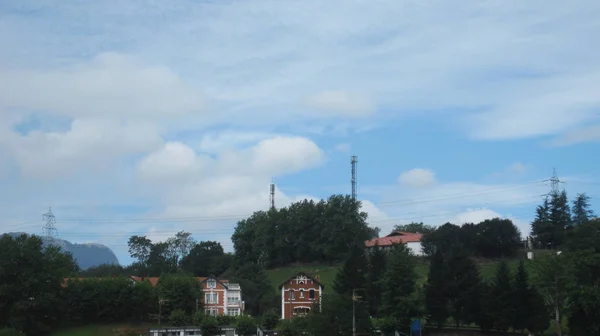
[410,319,421,335]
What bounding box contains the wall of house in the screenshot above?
[281,278,322,319]
[406,242,424,256]
[202,280,228,315]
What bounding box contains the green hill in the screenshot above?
[265,258,531,292]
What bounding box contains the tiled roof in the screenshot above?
[63,276,233,288]
[364,231,423,247]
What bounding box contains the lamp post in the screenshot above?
[158,298,169,328]
[352,288,364,336]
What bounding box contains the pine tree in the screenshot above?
[490,261,514,332]
[531,198,552,248]
[512,260,532,333]
[424,251,449,328]
[448,255,482,328]
[572,193,595,226]
[380,244,418,331]
[332,243,368,296]
[366,244,387,317]
[549,190,572,247]
[527,287,550,334]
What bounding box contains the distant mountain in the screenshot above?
[5,232,120,270]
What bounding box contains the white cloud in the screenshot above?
[333,143,351,153]
[507,162,527,174]
[549,124,600,146]
[398,168,437,188]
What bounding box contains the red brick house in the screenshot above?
[279,272,323,320]
[365,230,424,256]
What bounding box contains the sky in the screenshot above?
[1,0,599,266]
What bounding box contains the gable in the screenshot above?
[278,272,324,289]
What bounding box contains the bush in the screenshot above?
[235,315,257,336]
[168,309,189,326]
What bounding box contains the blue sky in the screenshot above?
[0,0,599,266]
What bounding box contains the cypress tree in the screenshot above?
[512,260,532,333]
[366,244,387,317]
[490,261,514,332]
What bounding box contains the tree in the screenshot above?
[366,244,387,317]
[333,243,368,296]
[527,287,550,335]
[512,260,533,333]
[489,261,514,332]
[0,234,78,335]
[166,231,196,265]
[231,262,276,316]
[475,218,522,258]
[393,222,435,235]
[447,255,482,329]
[261,310,281,330]
[380,244,418,331]
[156,274,203,317]
[572,193,594,226]
[235,315,257,336]
[127,235,153,266]
[424,251,449,328]
[532,253,568,336]
[531,198,552,248]
[181,241,232,277]
[549,190,572,247]
[304,293,371,336]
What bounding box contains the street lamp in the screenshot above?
[158,298,169,328]
[352,288,365,336]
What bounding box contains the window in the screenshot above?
[227,296,240,304]
[309,289,315,299]
[299,289,304,298]
[227,308,240,316]
[205,293,218,304]
[289,289,295,300]
[205,308,218,316]
[207,279,216,288]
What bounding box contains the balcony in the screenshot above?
[227,297,242,306]
[227,283,241,290]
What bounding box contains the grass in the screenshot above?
[50,324,155,336]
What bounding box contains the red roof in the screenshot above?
[364,231,423,247]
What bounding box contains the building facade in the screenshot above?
[200,277,244,317]
[365,230,424,256]
[279,272,323,320]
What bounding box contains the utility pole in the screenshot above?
[352,288,363,336]
[547,168,563,197]
[351,156,357,200]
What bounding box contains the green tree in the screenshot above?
[475,218,522,258]
[527,287,551,335]
[261,310,281,330]
[333,243,368,296]
[448,255,482,329]
[168,309,189,326]
[572,193,594,226]
[512,260,533,333]
[549,190,572,247]
[393,222,435,234]
[0,328,26,336]
[380,244,418,330]
[489,261,514,332]
[531,198,552,248]
[235,315,257,336]
[231,262,277,316]
[181,241,232,277]
[304,293,371,336]
[156,274,203,318]
[200,315,220,336]
[424,251,449,328]
[127,235,153,266]
[366,244,387,317]
[0,234,78,335]
[532,253,568,336]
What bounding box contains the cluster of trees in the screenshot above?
[531,192,594,248]
[420,218,522,259]
[276,192,598,336]
[124,231,233,277]
[232,195,378,267]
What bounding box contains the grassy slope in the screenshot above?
[265,258,529,291]
[50,324,155,336]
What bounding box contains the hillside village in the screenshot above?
[2,191,599,336]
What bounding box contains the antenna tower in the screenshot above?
[42,207,58,238]
[269,180,276,210]
[351,156,357,200]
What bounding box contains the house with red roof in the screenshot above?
[279,272,323,320]
[364,230,424,256]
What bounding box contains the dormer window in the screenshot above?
[207,279,216,289]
